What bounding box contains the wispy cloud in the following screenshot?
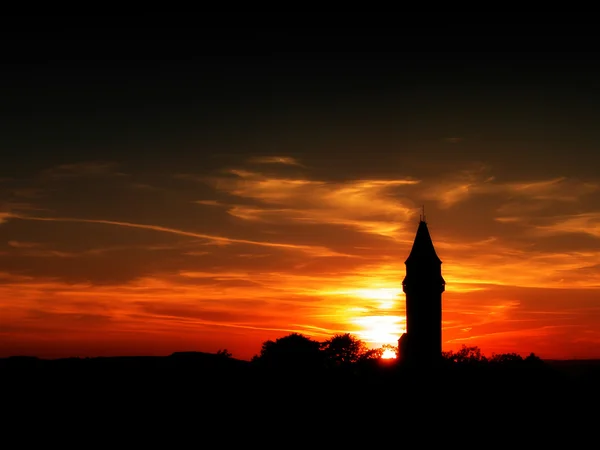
[441,232,600,288]
[7,240,43,249]
[443,137,463,144]
[530,213,600,239]
[422,166,598,209]
[0,201,46,218]
[5,214,348,257]
[420,164,493,208]
[446,325,570,344]
[194,200,223,207]
[248,156,304,166]
[207,169,420,238]
[502,177,598,202]
[0,212,13,224]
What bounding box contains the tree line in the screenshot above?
[217,332,544,370]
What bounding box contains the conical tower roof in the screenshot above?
[405,220,442,265]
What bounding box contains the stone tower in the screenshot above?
[399,214,445,366]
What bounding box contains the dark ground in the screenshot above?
[2,353,598,444]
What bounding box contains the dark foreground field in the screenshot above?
[2,353,599,443]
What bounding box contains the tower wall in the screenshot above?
[404,287,442,363]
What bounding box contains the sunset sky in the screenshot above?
[1,26,599,360]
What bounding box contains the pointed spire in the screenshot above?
[405,218,441,265]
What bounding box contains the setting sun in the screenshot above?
[381,348,397,359]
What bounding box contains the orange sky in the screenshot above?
[1,38,600,360]
[1,158,599,360]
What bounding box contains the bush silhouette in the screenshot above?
[321,333,368,367]
[252,333,323,372]
[442,345,487,365]
[216,349,232,358]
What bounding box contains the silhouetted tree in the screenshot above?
[490,352,523,364]
[252,333,323,372]
[357,344,398,362]
[524,352,543,364]
[361,347,384,360]
[216,349,232,358]
[321,333,367,366]
[443,345,488,364]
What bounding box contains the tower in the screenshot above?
[399,210,445,366]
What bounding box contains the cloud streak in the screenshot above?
[247,156,305,166]
[5,214,348,257]
[207,169,420,238]
[531,213,600,239]
[422,166,598,209]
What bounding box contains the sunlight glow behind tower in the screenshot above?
[351,315,405,345]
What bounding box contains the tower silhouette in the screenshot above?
[399,212,445,366]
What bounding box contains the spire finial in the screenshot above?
[421,204,426,223]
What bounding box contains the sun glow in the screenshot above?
[357,287,403,311]
[381,348,397,359]
[353,288,402,301]
[321,286,402,300]
[352,315,405,346]
[324,286,403,311]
